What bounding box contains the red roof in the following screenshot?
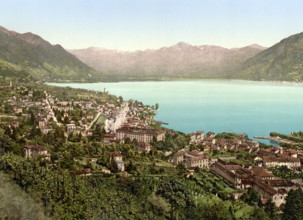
[251,167,275,178]
[174,152,185,157]
[188,155,208,161]
[224,165,241,171]
[24,145,48,151]
[109,151,122,157]
[187,150,202,157]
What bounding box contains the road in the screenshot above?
[44,91,60,126]
[86,111,102,131]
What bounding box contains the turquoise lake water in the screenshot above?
[48,80,303,143]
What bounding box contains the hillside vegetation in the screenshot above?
[0,26,99,82]
[235,32,303,81]
[0,172,48,220]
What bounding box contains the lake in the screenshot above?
[48,80,303,144]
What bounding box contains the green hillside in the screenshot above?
[234,32,303,81]
[0,172,48,219]
[0,26,99,82]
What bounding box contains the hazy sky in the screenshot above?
[1,0,303,51]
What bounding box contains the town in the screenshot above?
[1,81,303,219]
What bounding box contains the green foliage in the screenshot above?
[235,32,303,82]
[176,162,187,175]
[215,132,244,140]
[270,165,303,179]
[283,188,303,220]
[154,132,189,151]
[240,188,261,206]
[0,172,47,220]
[0,27,98,82]
[156,178,193,218]
[90,125,105,142]
[264,199,279,219]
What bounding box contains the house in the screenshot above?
[285,149,298,158]
[103,133,116,144]
[263,179,299,192]
[107,102,115,108]
[87,114,94,120]
[66,124,76,133]
[173,152,185,165]
[186,155,209,169]
[210,161,254,189]
[14,107,23,114]
[252,179,287,208]
[196,131,205,141]
[69,168,91,176]
[173,150,210,169]
[251,167,276,180]
[137,142,151,153]
[38,120,46,128]
[109,151,124,171]
[58,106,73,112]
[85,102,92,109]
[206,132,215,138]
[101,168,111,174]
[262,154,301,168]
[40,126,53,134]
[189,133,196,143]
[109,152,123,162]
[24,145,50,160]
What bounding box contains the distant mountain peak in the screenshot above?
[172,42,192,48]
[247,44,267,50]
[19,32,47,46]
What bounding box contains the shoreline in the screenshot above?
[254,136,297,145]
[46,79,303,88]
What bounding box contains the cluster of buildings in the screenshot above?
[173,131,303,209]
[210,160,301,208]
[50,96,121,136]
[102,101,167,153]
[189,131,259,153]
[254,147,302,169]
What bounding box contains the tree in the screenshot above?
[176,163,187,175]
[90,125,104,142]
[283,188,303,220]
[132,138,138,146]
[156,178,193,219]
[155,103,159,110]
[240,188,261,206]
[28,112,36,126]
[126,160,137,174]
[110,159,119,173]
[264,199,278,219]
[249,207,270,220]
[124,137,131,145]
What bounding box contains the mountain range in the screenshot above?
[0,26,97,82]
[69,43,266,80]
[1,25,303,82]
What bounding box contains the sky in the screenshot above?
[1,0,303,51]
